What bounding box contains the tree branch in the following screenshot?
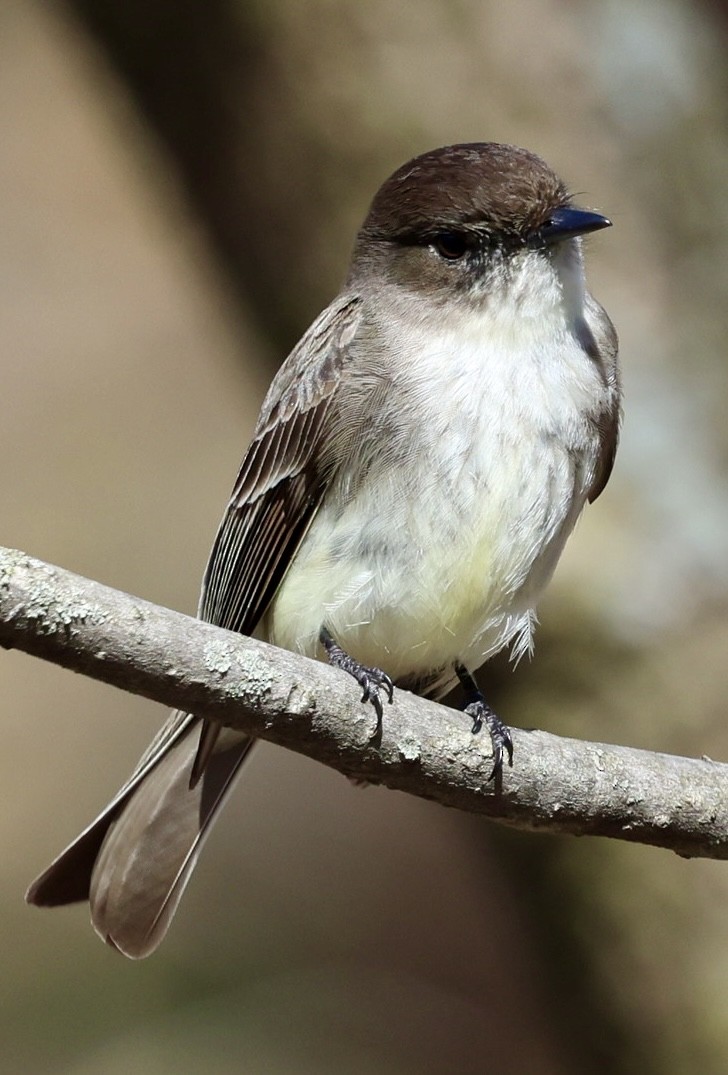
[1,546,726,859]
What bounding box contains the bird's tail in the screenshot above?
[26,718,253,959]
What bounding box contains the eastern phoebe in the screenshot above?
[27,143,620,958]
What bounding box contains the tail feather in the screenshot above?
[26,711,197,909]
[90,728,252,959]
[26,715,254,959]
[26,811,120,907]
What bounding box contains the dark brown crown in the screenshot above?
[358,143,570,246]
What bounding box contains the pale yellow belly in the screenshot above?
[264,443,585,681]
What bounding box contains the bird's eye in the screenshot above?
[431,231,470,260]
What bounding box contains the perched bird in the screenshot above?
[27,143,620,958]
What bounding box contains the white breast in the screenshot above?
[267,245,612,682]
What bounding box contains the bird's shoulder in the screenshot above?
[232,293,364,506]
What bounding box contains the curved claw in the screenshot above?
[465,700,513,781]
[486,719,513,781]
[359,667,394,723]
[319,627,394,725]
[368,670,394,704]
[359,677,379,718]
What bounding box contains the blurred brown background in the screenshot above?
[2,1,728,1072]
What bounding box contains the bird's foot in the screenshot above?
[454,663,513,781]
[319,626,394,724]
[465,699,513,781]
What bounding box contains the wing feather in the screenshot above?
[191,295,363,781]
[584,294,621,504]
[199,294,361,634]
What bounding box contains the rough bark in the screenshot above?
[1,546,726,859]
